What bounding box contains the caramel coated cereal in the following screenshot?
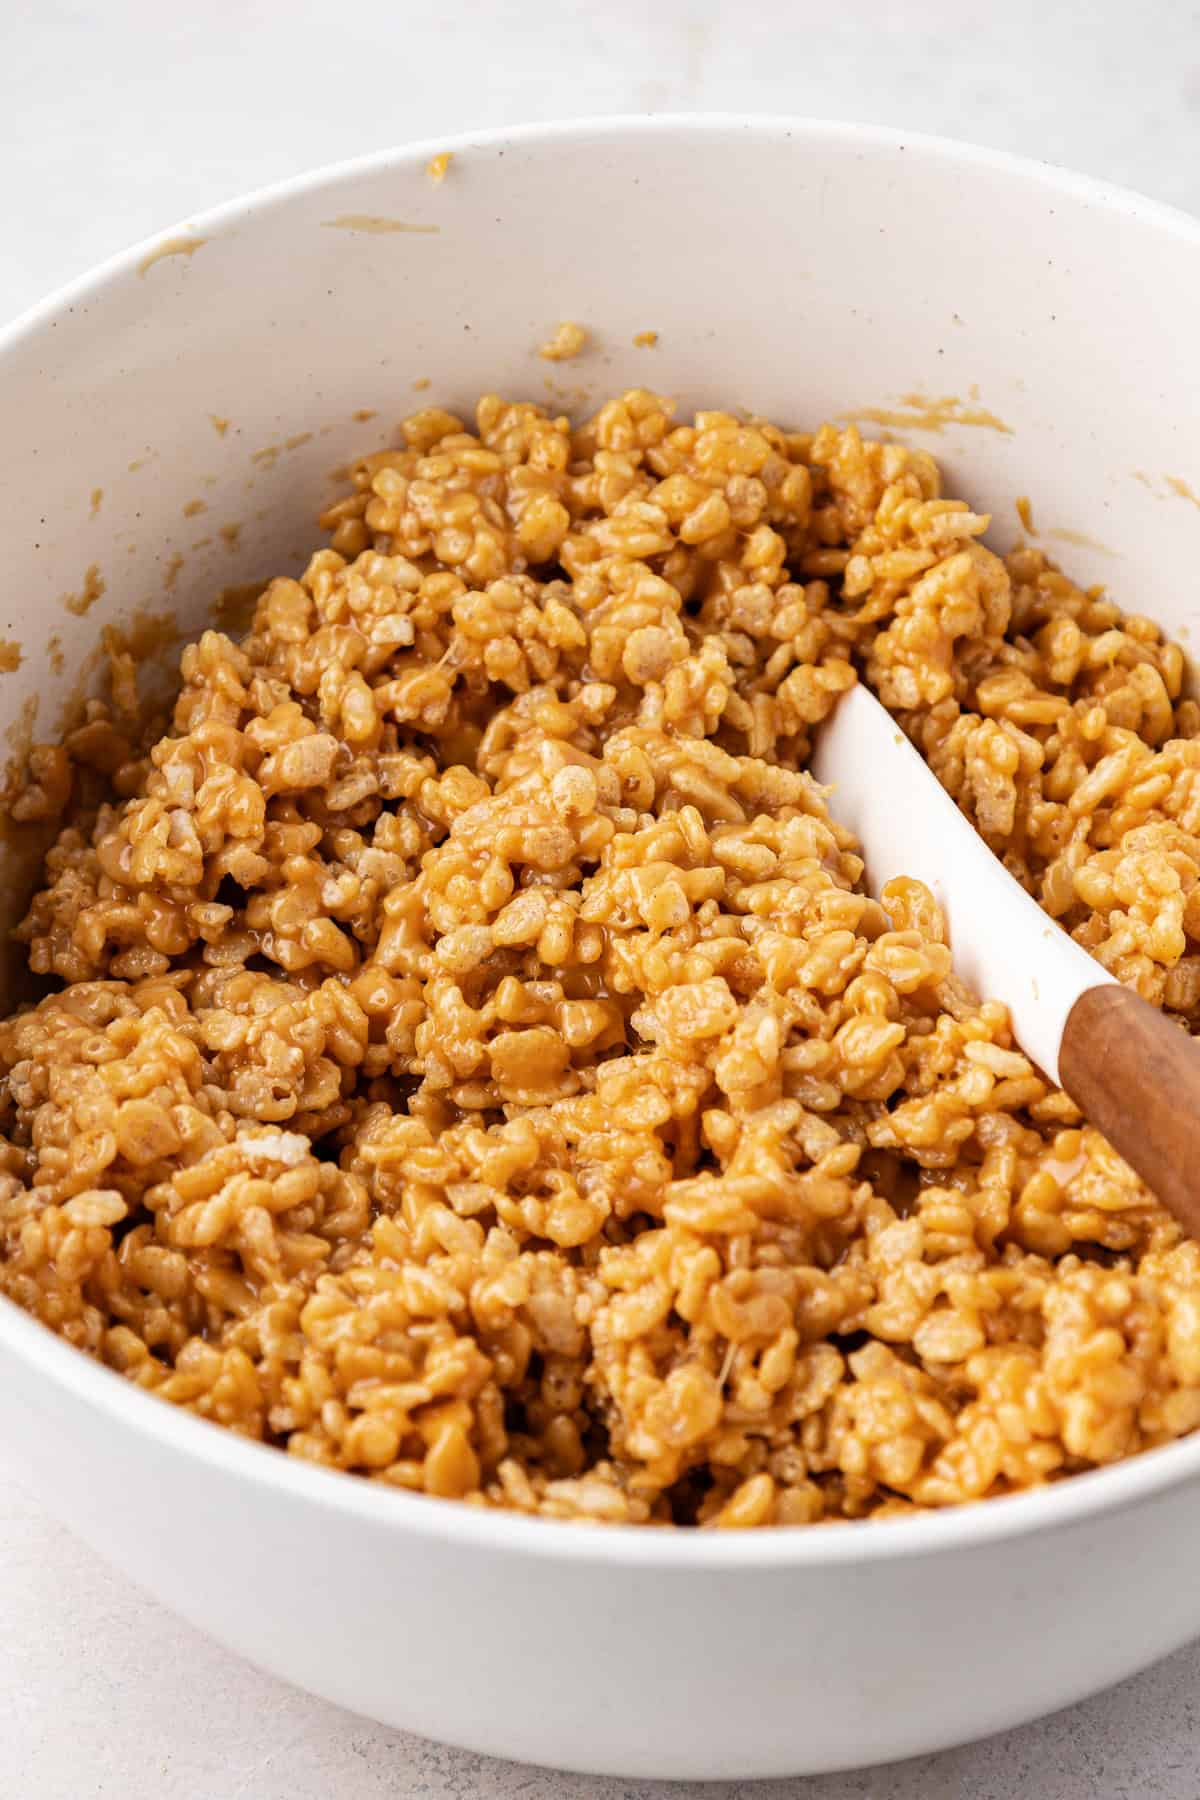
[3,392,1199,1527]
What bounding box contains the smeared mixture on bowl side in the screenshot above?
[3,390,1199,1527]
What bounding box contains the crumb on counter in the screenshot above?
[633,330,659,348]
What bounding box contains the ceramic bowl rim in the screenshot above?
[3,110,1199,1571]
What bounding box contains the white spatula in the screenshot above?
[811,682,1200,1235]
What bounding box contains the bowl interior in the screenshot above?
[0,117,1196,1053]
[2,122,1198,987]
[0,116,1199,1572]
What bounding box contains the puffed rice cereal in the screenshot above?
[3,389,1200,1528]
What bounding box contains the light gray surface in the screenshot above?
[4,1472,1199,1800]
[2,1,1200,1792]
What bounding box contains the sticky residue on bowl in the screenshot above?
[540,375,590,412]
[211,582,268,634]
[61,564,106,618]
[138,235,207,276]
[249,432,313,475]
[839,391,1013,435]
[321,215,439,236]
[0,692,40,819]
[1046,527,1120,557]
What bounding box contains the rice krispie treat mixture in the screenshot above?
[3,389,1199,1527]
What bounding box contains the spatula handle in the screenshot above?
[1059,984,1200,1238]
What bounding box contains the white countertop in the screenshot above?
[3,2,1200,1793]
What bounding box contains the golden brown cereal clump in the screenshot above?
[4,390,1200,1527]
[538,321,588,362]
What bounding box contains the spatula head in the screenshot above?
[809,682,1112,1084]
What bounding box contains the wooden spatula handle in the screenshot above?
[1059,984,1200,1238]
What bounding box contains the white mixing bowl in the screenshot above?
[1,117,1199,1780]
